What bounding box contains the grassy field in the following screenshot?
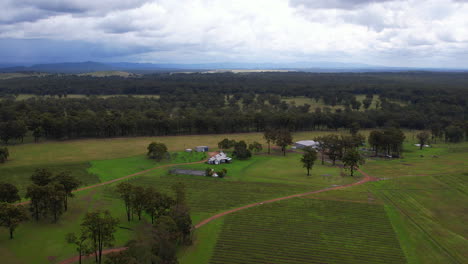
[0,144,349,263]
[208,198,406,264]
[0,132,466,264]
[89,151,206,182]
[362,141,468,178]
[0,162,99,197]
[3,131,356,168]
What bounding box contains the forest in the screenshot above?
[0,72,467,143]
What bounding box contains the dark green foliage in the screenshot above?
[0,203,28,239]
[0,147,9,163]
[342,149,365,177]
[301,147,317,176]
[218,138,236,149]
[81,210,119,264]
[26,169,80,222]
[147,142,168,161]
[248,141,263,153]
[416,131,430,150]
[445,125,465,143]
[0,182,20,203]
[31,168,54,186]
[368,128,405,157]
[116,182,134,222]
[0,120,27,144]
[66,232,91,264]
[54,171,81,211]
[232,140,252,160]
[0,72,466,141]
[274,129,293,156]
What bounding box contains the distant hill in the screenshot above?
[1,61,467,74]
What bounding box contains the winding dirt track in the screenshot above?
[58,165,378,264]
[16,153,218,207]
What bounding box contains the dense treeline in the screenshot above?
[0,72,467,142]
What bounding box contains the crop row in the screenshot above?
[119,174,312,213]
[209,198,406,264]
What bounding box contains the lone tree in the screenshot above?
[81,210,119,264]
[0,203,28,239]
[233,140,252,160]
[0,147,9,163]
[263,129,277,154]
[301,147,318,176]
[274,129,293,156]
[416,132,430,150]
[66,232,91,264]
[147,142,168,161]
[0,183,20,203]
[342,149,365,177]
[116,182,134,221]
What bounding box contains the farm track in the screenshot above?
[58,163,378,264]
[15,152,219,207]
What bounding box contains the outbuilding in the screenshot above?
[196,146,209,152]
[295,140,319,149]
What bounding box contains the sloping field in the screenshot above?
[128,174,312,214]
[209,198,406,264]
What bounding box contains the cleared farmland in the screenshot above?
[127,174,313,214]
[209,198,406,264]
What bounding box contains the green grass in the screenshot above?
[2,131,354,168]
[208,198,406,264]
[0,162,99,197]
[88,151,206,182]
[362,141,468,178]
[179,217,224,264]
[177,152,355,187]
[0,187,140,264]
[373,174,468,264]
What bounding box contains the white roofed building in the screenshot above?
[295,140,319,149]
[208,152,232,165]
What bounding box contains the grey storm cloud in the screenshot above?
[0,0,468,67]
[0,0,153,24]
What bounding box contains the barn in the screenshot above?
[196,146,209,152]
[295,140,319,149]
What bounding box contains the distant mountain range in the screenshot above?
[0,61,467,74]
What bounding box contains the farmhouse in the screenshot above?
[295,140,319,149]
[208,152,232,165]
[196,146,209,152]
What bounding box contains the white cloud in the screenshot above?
[0,0,467,67]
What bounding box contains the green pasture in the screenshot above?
[0,187,141,264]
[0,145,346,263]
[176,152,355,187]
[373,174,468,264]
[3,130,356,168]
[89,151,206,182]
[0,162,99,197]
[362,141,468,178]
[0,132,466,264]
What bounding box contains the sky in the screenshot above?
[1,0,468,68]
